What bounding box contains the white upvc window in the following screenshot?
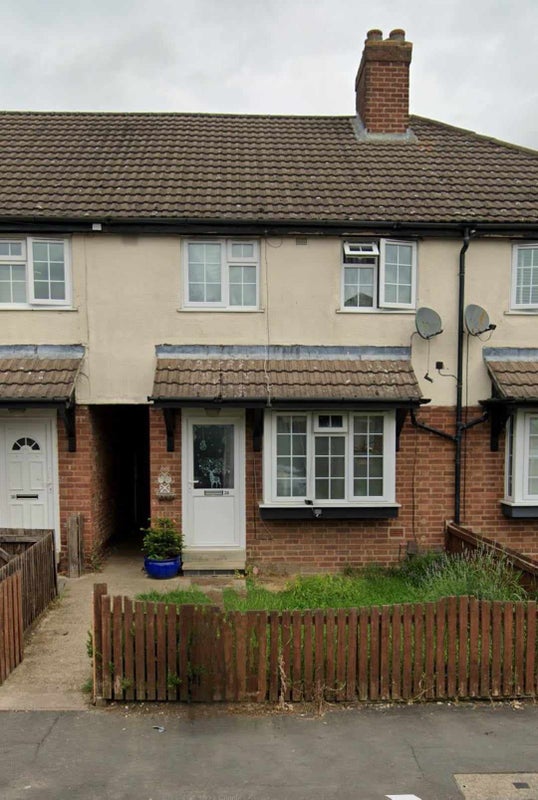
[511,244,538,310]
[0,237,71,308]
[505,410,538,502]
[264,410,396,505]
[342,238,417,311]
[184,239,259,309]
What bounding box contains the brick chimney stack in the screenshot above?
[355,28,413,135]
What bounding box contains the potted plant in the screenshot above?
[141,517,183,579]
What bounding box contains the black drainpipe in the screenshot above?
[454,229,471,524]
[411,227,488,524]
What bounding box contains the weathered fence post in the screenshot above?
[67,513,84,578]
[92,583,108,703]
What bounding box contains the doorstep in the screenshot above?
[182,548,246,574]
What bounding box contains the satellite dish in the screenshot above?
[415,307,443,340]
[465,304,490,336]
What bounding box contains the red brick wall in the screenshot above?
[141,406,538,574]
[355,32,412,134]
[149,408,182,524]
[461,409,538,560]
[57,405,118,568]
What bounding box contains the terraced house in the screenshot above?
[1,29,538,573]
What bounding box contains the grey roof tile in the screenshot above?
[0,358,81,402]
[1,112,538,223]
[486,360,538,401]
[152,357,422,402]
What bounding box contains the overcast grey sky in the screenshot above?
[1,0,537,149]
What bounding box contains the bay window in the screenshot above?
[264,410,396,506]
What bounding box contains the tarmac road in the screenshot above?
[1,702,538,800]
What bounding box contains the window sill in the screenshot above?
[501,501,538,519]
[503,309,538,316]
[259,503,400,520]
[336,308,415,315]
[0,305,77,312]
[178,307,264,313]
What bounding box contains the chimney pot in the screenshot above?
[366,29,383,41]
[389,29,406,41]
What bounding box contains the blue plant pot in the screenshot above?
[144,556,182,579]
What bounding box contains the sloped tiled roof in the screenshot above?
[152,358,422,403]
[486,360,538,402]
[0,358,82,402]
[1,112,538,224]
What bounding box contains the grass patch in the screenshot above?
[222,572,423,611]
[136,586,212,606]
[135,548,527,611]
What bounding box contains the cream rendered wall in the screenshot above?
[1,233,528,407]
[74,233,538,406]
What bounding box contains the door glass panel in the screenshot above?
[193,424,234,489]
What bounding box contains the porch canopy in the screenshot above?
[0,345,84,451]
[149,345,427,451]
[482,348,538,451]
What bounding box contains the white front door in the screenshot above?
[183,413,245,549]
[0,419,56,533]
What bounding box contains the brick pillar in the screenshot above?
[149,408,182,525]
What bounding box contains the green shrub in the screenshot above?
[421,547,526,602]
[141,517,183,560]
[392,551,446,585]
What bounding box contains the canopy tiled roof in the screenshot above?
[1,111,538,224]
[152,358,422,404]
[0,358,81,402]
[486,360,538,402]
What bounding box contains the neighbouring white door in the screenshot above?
[0,420,55,531]
[183,414,245,549]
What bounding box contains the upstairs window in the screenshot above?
[0,238,70,308]
[342,239,417,311]
[512,244,538,310]
[185,240,259,309]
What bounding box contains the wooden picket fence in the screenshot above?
[0,529,57,630]
[0,572,24,684]
[0,529,57,685]
[93,583,538,703]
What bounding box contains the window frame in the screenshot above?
[183,238,260,310]
[263,409,396,506]
[341,238,417,312]
[511,243,538,311]
[0,236,72,309]
[505,409,538,503]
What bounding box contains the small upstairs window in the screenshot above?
[342,238,417,311]
[512,244,538,310]
[0,238,71,308]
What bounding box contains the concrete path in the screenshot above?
[0,547,243,711]
[1,703,538,799]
